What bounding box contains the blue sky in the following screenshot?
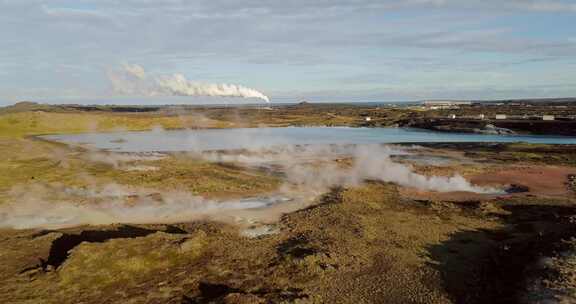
[0,0,575,105]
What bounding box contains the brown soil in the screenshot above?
[401,164,576,202]
[399,188,496,202]
[2,137,576,303]
[470,165,576,197]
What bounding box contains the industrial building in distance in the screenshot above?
[422,100,473,109]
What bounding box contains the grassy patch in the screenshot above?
[0,111,233,138]
[91,156,280,197]
[58,232,208,291]
[0,109,280,203]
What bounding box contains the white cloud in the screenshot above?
[0,0,575,103]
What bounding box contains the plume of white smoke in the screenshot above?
[108,63,270,103]
[0,141,497,230]
[350,145,494,193]
[0,183,288,229]
[203,144,497,194]
[84,151,166,168]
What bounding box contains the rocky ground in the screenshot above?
[1,105,576,303]
[403,118,576,136]
[0,141,575,303]
[2,100,575,135]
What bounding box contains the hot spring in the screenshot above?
[2,127,571,229]
[40,127,576,152]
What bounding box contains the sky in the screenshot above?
[0,0,575,105]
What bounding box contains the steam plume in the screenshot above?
[203,144,498,193]
[0,183,286,229]
[108,63,270,103]
[0,142,499,230]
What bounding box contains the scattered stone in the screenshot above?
[478,202,510,215]
[506,184,530,194]
[567,175,576,192]
[240,225,280,238]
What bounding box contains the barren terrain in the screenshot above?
[0,103,575,303]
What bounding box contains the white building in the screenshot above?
[495,114,507,120]
[422,100,472,110]
[542,115,555,121]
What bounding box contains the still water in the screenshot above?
[41,127,576,152]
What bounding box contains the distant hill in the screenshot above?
[1,97,575,115]
[0,101,57,114]
[0,102,161,114]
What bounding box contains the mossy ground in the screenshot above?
[0,111,234,138]
[1,107,575,303]
[0,138,279,206]
[0,183,503,304]
[0,109,283,205]
[5,179,568,304]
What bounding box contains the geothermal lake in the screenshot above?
[42,127,576,152]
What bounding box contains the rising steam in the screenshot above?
[108,63,270,103]
[0,140,499,230]
[0,183,287,229]
[206,144,498,194]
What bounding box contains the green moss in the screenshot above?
[88,156,280,197]
[58,232,208,291]
[0,111,231,138]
